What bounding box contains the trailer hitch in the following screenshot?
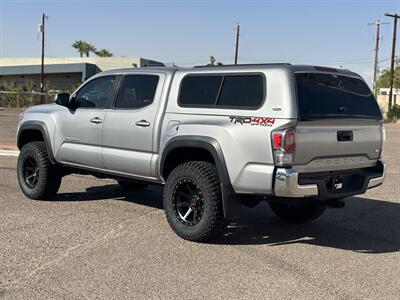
[326,199,345,209]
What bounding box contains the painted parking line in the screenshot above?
[0,150,19,157]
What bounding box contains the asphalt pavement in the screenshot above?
[0,123,399,299]
[0,109,21,148]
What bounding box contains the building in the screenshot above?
[377,95,398,115]
[0,56,164,92]
[376,88,400,115]
[378,88,400,96]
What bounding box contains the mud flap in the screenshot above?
[221,183,241,220]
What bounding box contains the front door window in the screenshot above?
[74,76,116,108]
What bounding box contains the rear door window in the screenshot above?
[178,74,264,109]
[295,73,382,120]
[114,75,159,109]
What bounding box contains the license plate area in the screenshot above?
[326,173,364,194]
[299,168,368,195]
[298,165,383,199]
[333,176,343,190]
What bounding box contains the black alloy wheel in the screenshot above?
[173,179,205,226]
[23,156,40,189]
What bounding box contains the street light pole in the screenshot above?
[385,12,399,110]
[39,13,47,103]
[368,20,389,96]
[234,23,240,65]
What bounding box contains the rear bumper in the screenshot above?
[366,162,385,189]
[274,159,385,199]
[274,168,319,198]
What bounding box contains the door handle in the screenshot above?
[90,117,103,124]
[135,120,150,127]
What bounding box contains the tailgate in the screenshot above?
[294,72,383,172]
[294,119,382,172]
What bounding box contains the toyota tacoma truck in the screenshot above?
[16,64,386,242]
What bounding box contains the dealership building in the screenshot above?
[0,56,164,91]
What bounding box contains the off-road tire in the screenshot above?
[17,141,62,200]
[269,202,326,223]
[163,161,225,242]
[117,180,148,191]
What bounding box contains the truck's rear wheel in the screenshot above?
[163,161,224,242]
[269,202,326,223]
[17,141,62,200]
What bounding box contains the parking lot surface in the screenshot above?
[0,110,21,148]
[0,120,399,299]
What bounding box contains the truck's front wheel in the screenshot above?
[269,202,326,223]
[17,141,62,200]
[163,161,225,242]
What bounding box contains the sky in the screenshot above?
[0,0,399,86]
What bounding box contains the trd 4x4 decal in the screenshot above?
[229,116,275,126]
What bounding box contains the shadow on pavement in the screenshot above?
[54,184,399,254]
[216,197,400,254]
[54,183,164,210]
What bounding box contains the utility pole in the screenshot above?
[234,23,240,65]
[39,13,47,103]
[385,13,399,110]
[368,20,388,95]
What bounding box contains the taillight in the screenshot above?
[283,128,295,153]
[272,132,283,149]
[271,128,295,166]
[380,125,386,157]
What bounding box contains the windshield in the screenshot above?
[295,73,382,120]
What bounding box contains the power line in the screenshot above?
[379,20,391,59]
[238,56,372,64]
[379,57,391,64]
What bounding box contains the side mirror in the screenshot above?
[54,93,70,107]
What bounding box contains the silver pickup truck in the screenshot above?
[16,64,385,242]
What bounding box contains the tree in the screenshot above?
[208,56,216,66]
[206,56,223,66]
[375,66,400,94]
[72,40,97,57]
[84,43,96,57]
[95,49,113,57]
[72,40,86,57]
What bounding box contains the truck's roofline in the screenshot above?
[101,66,179,75]
[99,63,360,77]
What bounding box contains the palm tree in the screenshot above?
[72,40,86,57]
[95,49,113,57]
[72,40,97,57]
[84,43,96,57]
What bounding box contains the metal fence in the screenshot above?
[0,91,55,108]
